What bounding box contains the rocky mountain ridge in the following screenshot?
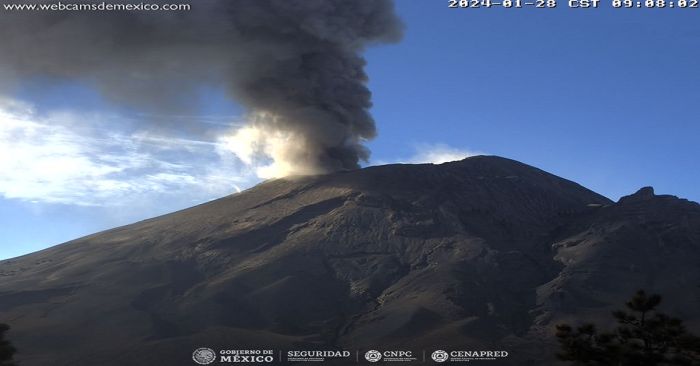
[1,156,698,365]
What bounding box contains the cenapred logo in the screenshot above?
[431,350,449,363]
[192,347,217,365]
[365,350,382,362]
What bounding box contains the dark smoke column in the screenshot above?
[0,0,403,176]
[226,1,403,174]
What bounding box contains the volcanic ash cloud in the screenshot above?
[0,0,403,178]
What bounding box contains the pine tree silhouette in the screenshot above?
[556,290,700,366]
[0,323,16,366]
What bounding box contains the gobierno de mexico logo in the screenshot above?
[192,348,217,365]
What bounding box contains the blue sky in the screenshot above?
[1,3,699,259]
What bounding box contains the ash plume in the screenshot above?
[0,0,403,176]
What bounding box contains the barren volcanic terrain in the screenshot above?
[1,156,699,365]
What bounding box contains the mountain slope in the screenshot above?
[1,156,698,365]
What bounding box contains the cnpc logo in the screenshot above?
[365,349,415,362]
[365,350,382,362]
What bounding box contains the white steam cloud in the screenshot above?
[220,113,328,179]
[408,143,482,164]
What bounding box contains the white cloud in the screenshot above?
[0,98,483,212]
[407,143,481,164]
[0,98,257,208]
[373,143,483,166]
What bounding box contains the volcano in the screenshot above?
[1,156,699,365]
